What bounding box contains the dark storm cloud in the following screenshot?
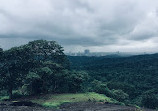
[0,0,158,52]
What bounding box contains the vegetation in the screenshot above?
[0,39,158,109]
[30,92,116,108]
[0,40,87,100]
[68,55,158,109]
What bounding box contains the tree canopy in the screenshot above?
[0,40,86,99]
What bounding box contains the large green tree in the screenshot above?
[0,40,67,99]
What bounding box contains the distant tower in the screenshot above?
[84,49,90,55]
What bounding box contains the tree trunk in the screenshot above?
[8,86,13,100]
[8,70,13,100]
[54,81,57,92]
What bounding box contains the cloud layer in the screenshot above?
[0,0,158,52]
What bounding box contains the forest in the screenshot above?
[0,40,158,109]
[68,54,158,109]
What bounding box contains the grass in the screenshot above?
[29,92,117,108]
[0,92,119,108]
[0,96,9,100]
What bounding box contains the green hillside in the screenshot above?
[68,54,158,109]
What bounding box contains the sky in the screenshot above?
[0,0,158,53]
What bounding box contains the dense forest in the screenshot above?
[68,55,158,109]
[0,40,158,109]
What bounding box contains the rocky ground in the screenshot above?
[0,101,156,111]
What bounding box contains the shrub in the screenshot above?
[91,80,115,98]
[112,89,129,102]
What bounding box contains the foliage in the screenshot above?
[112,89,129,102]
[68,54,158,109]
[90,80,129,103]
[141,91,158,109]
[91,80,113,97]
[27,92,117,108]
[0,40,70,99]
[1,40,158,109]
[0,96,9,101]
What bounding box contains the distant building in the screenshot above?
[66,49,147,57]
[84,49,90,55]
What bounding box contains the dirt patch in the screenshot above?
[0,101,57,111]
[0,106,58,111]
[60,102,138,111]
[0,101,156,111]
[0,101,40,106]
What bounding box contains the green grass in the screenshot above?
[29,92,117,108]
[0,92,120,108]
[0,96,9,100]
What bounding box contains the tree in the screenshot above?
[0,47,24,99]
[141,93,158,109]
[141,90,158,109]
[67,71,88,93]
[24,72,42,95]
[112,89,129,102]
[91,80,114,98]
[0,48,3,61]
[0,40,67,99]
[23,61,64,95]
[0,48,3,54]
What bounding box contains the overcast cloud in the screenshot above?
[0,0,158,52]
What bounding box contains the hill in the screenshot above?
[68,53,158,108]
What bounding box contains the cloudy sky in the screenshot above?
[0,0,158,52]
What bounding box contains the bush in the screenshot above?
[12,90,23,99]
[112,89,129,102]
[107,82,136,98]
[91,80,115,98]
[0,90,8,96]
